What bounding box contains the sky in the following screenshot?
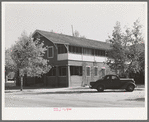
[3,2,147,49]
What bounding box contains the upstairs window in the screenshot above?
[58,45,67,54]
[69,46,82,54]
[83,48,94,55]
[95,49,105,56]
[76,47,82,54]
[47,47,53,58]
[101,50,106,56]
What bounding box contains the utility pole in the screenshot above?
[71,25,74,36]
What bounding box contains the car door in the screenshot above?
[111,75,121,89]
[103,75,112,88]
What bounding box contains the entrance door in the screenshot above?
[70,66,82,87]
[101,69,106,77]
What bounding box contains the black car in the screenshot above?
[90,75,136,92]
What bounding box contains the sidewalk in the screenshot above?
[136,84,145,88]
[5,85,144,94]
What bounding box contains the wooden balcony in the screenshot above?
[58,53,107,62]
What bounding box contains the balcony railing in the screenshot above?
[58,53,107,62]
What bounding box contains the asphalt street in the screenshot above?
[5,87,145,107]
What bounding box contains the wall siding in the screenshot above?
[58,77,67,87]
[46,76,56,87]
[26,77,35,86]
[70,76,82,87]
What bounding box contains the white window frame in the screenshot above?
[47,46,54,58]
[94,66,98,76]
[86,66,91,77]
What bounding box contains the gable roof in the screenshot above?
[33,29,112,50]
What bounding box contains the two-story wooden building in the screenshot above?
[31,29,115,87]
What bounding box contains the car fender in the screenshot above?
[121,82,136,89]
[95,83,105,89]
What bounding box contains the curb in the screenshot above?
[5,87,144,94]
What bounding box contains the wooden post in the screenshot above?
[67,65,70,87]
[19,69,23,91]
[16,70,20,86]
[55,66,59,87]
[34,77,36,85]
[20,76,23,91]
[82,62,86,87]
[43,74,47,86]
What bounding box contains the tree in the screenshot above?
[80,35,86,39]
[73,30,86,38]
[106,20,145,78]
[74,30,80,37]
[5,47,16,82]
[125,19,145,74]
[106,21,127,76]
[6,31,51,91]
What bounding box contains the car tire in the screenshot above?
[97,85,104,92]
[126,84,135,92]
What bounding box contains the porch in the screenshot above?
[45,63,107,87]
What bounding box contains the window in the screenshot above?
[95,50,98,56]
[95,49,106,56]
[69,46,82,54]
[112,76,118,80]
[95,49,101,56]
[47,47,53,58]
[83,48,94,55]
[94,67,98,76]
[59,66,66,76]
[76,47,82,54]
[69,46,73,53]
[105,76,110,80]
[73,46,76,52]
[78,47,82,54]
[101,50,105,56]
[58,45,67,54]
[70,66,82,76]
[47,67,56,76]
[86,66,90,76]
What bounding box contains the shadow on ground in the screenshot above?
[124,98,145,102]
[5,86,144,90]
[37,91,128,95]
[35,90,144,95]
[5,86,66,90]
[6,90,141,95]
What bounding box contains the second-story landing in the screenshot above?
[32,29,112,62]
